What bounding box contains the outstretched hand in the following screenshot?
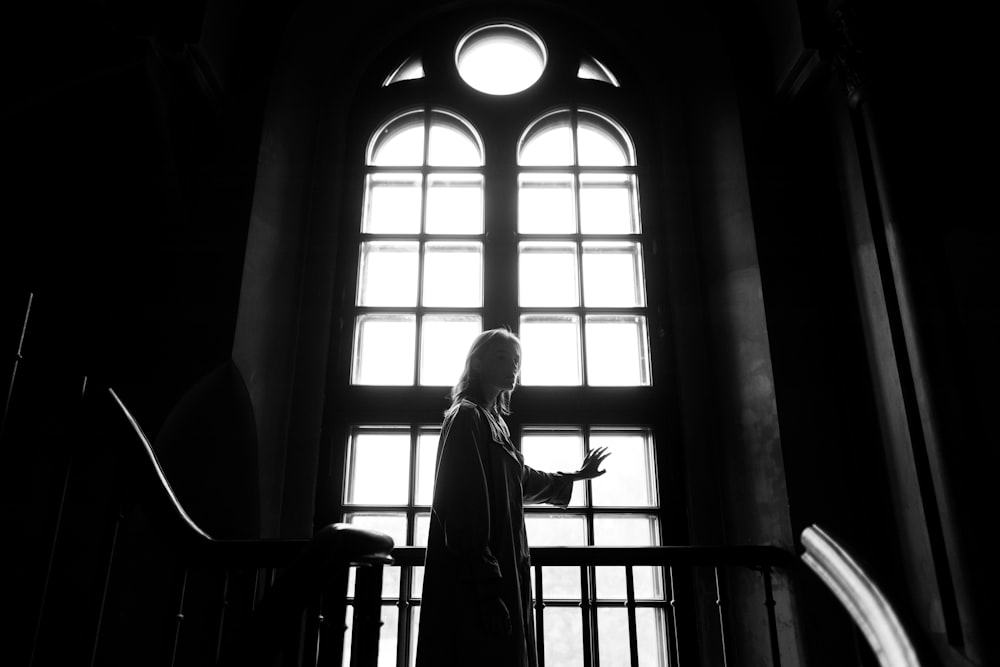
[574,446,611,481]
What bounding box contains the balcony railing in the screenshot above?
[346,544,796,667]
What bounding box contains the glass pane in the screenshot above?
[426,173,484,234]
[344,512,407,600]
[519,242,579,307]
[577,112,633,166]
[518,173,576,234]
[636,609,669,666]
[594,515,663,600]
[419,315,481,386]
[415,432,440,506]
[519,315,582,386]
[364,173,422,234]
[582,242,645,307]
[456,24,547,96]
[585,315,650,386]
[369,115,424,166]
[383,55,424,86]
[357,241,419,306]
[595,609,667,667]
[579,173,639,234]
[347,432,411,505]
[577,55,620,87]
[353,315,416,385]
[589,431,657,507]
[518,116,573,166]
[428,115,483,166]
[422,242,483,307]
[409,607,421,667]
[521,430,585,507]
[342,603,403,667]
[543,608,583,666]
[596,609,631,667]
[526,514,587,600]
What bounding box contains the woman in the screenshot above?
[415,328,610,667]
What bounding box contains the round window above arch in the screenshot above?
[454,22,547,95]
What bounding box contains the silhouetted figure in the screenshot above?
[415,328,609,666]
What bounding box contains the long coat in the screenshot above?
[415,399,574,667]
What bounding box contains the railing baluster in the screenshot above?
[580,564,593,667]
[215,569,231,663]
[170,568,189,667]
[534,564,546,667]
[625,565,639,667]
[88,500,123,667]
[351,562,384,667]
[714,566,729,667]
[760,566,781,667]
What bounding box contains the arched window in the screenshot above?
[323,15,676,665]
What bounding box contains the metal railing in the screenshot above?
[347,544,796,667]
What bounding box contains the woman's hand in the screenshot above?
[573,446,611,481]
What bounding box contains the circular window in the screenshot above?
[455,23,547,95]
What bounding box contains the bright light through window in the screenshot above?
[456,23,547,95]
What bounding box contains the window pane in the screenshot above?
[596,609,668,667]
[415,431,440,506]
[353,314,416,385]
[525,513,587,599]
[357,241,419,306]
[419,315,481,386]
[412,513,431,598]
[519,242,579,307]
[341,603,404,667]
[344,512,407,600]
[428,115,483,166]
[369,116,424,166]
[518,116,573,166]
[579,173,639,234]
[582,242,645,307]
[589,431,657,507]
[577,112,633,166]
[518,173,576,234]
[585,315,650,386]
[594,515,663,600]
[346,432,411,505]
[543,608,583,666]
[422,242,482,307]
[519,315,582,386]
[521,430,585,507]
[426,173,484,234]
[364,173,423,234]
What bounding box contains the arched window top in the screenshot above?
[368,109,484,167]
[518,109,635,167]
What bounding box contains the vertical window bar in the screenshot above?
[625,565,639,667]
[570,108,590,386]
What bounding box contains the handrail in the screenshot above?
[801,525,920,667]
[389,544,795,568]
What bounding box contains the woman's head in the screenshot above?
[450,327,521,413]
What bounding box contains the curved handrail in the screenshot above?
[800,524,920,667]
[105,387,394,567]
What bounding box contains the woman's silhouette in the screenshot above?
[415,327,610,666]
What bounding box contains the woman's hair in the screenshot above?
[449,327,521,414]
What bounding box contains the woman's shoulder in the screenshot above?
[444,398,486,424]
